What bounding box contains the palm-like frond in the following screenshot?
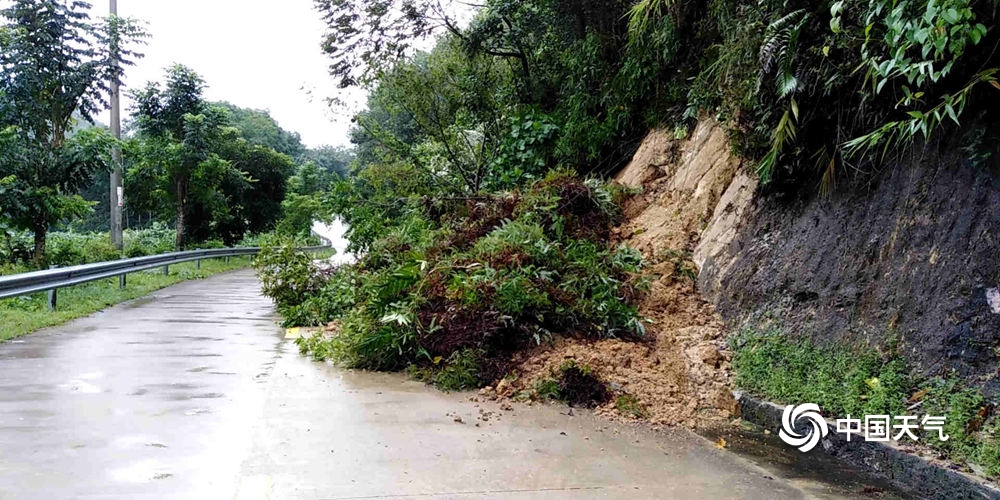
[759,9,809,98]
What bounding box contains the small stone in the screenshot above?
[496,379,511,394]
[692,344,721,366]
[987,288,1000,314]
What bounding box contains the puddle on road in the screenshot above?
[167,392,226,401]
[60,379,101,394]
[112,435,168,450]
[162,319,230,325]
[124,340,177,345]
[699,424,907,498]
[136,383,205,391]
[109,459,173,484]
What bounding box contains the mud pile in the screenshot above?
[505,121,751,428]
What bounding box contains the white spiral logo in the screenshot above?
[779,403,829,452]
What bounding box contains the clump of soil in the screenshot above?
[503,120,743,429]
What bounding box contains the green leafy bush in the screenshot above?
[616,394,649,419]
[123,223,176,257]
[253,243,328,311]
[267,173,646,388]
[1,223,277,271]
[408,349,485,391]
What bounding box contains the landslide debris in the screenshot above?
[504,120,748,428]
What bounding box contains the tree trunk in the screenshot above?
[32,222,47,267]
[175,177,187,250]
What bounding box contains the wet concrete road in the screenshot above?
[0,270,900,499]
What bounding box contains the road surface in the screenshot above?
[0,270,902,499]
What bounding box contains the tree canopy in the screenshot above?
[0,0,145,263]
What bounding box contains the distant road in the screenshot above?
[312,219,353,266]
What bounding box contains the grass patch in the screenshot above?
[0,257,250,341]
[729,327,910,417]
[531,376,563,401]
[616,394,649,418]
[408,348,484,391]
[730,326,1000,479]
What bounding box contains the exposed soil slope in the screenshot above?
[506,121,749,427]
[497,117,1000,422]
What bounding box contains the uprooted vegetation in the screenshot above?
[258,172,649,390]
[511,361,613,408]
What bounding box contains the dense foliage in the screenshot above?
[320,0,1000,193]
[0,0,145,264]
[259,172,646,386]
[256,0,1000,475]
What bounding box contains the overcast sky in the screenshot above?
[116,0,362,149]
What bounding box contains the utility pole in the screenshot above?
[109,0,123,250]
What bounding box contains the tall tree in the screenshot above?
[315,0,442,87]
[211,139,296,244]
[299,145,354,179]
[131,65,299,247]
[0,0,144,264]
[131,65,237,249]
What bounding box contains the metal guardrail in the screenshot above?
[0,245,329,310]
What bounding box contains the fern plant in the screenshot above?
[759,9,810,98]
[756,9,809,182]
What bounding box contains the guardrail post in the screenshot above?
[47,265,58,311]
[196,259,201,270]
[225,256,230,264]
[163,264,169,276]
[119,273,126,289]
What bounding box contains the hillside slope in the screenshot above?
[509,117,1000,429]
[698,129,1000,395]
